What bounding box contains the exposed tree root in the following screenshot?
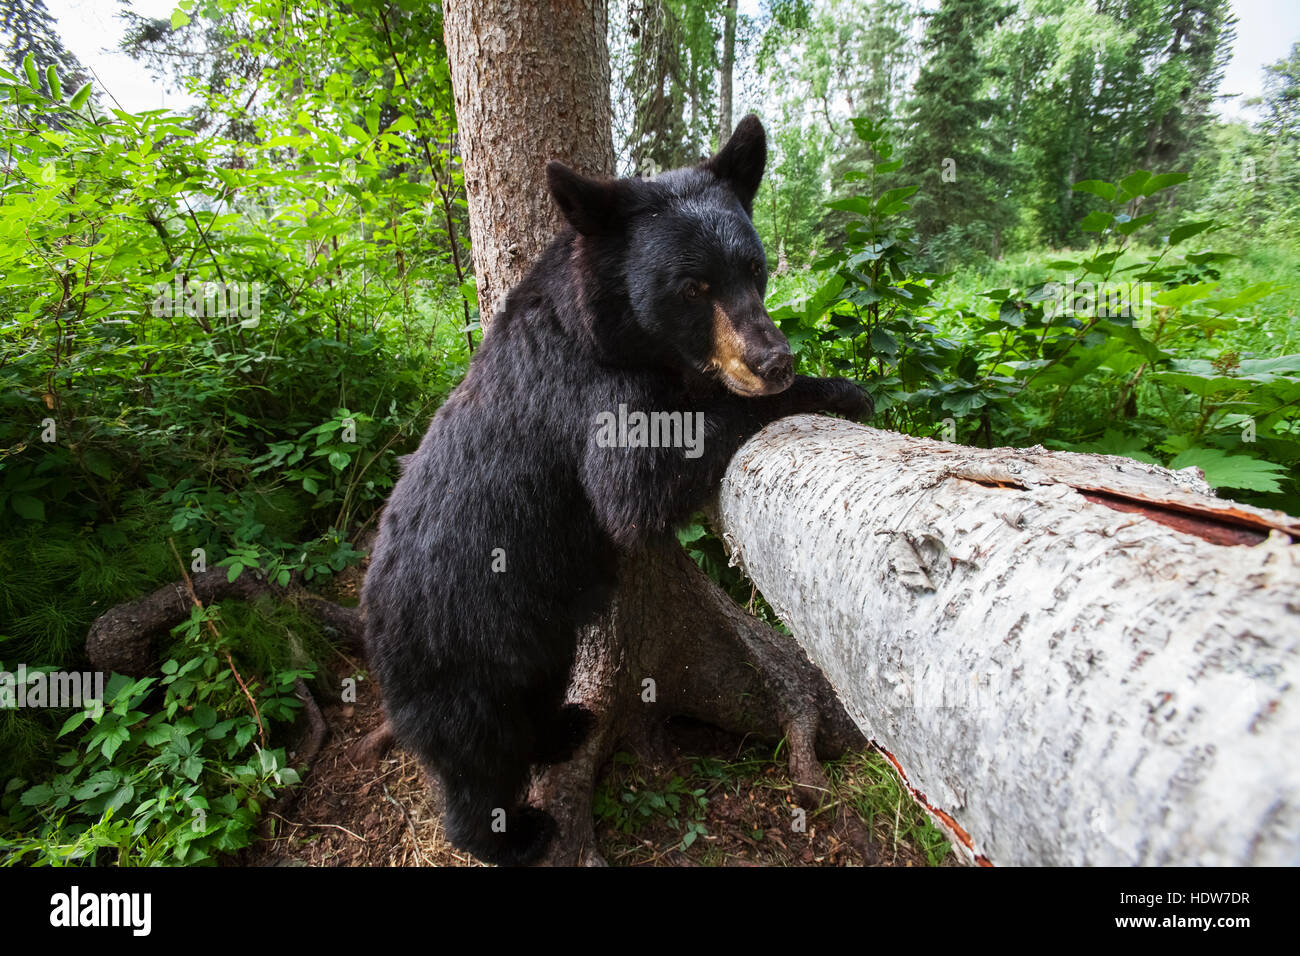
[346,721,396,769]
[531,538,864,866]
[85,567,364,676]
[263,678,330,826]
[86,537,865,866]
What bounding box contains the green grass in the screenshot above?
[594,741,953,867]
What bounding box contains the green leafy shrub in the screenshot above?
[2,605,311,866]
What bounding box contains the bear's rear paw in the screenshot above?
[534,704,596,766]
[475,807,557,867]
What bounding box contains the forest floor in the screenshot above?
[242,555,953,868]
[241,658,954,868]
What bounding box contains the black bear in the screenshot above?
[362,115,870,866]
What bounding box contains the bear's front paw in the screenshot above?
[822,379,873,421]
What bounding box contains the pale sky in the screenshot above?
[45,0,195,112]
[41,0,1300,122]
[1219,0,1300,120]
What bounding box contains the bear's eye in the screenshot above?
[750,259,764,279]
[682,280,708,301]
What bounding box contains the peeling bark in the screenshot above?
[715,415,1300,866]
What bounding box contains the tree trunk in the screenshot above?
[717,0,737,149]
[443,0,615,323]
[715,415,1300,866]
[528,538,866,865]
[440,0,865,866]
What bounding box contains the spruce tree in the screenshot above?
[899,0,1015,265]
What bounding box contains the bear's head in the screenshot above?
[546,115,794,398]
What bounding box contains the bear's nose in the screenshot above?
[755,349,793,385]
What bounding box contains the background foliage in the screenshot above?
[2,0,1297,864]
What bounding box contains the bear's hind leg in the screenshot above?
[438,760,556,866]
[531,703,596,767]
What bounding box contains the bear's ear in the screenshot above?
[547,161,623,236]
[703,114,766,216]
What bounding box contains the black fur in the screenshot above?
[362,115,871,866]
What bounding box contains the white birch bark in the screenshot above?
[715,415,1300,866]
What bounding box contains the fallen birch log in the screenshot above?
[715,415,1300,866]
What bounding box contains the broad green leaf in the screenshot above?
[1060,429,1159,464]
[1116,213,1155,235]
[1118,170,1151,199]
[458,278,478,309]
[874,185,919,214]
[1139,172,1189,195]
[1168,449,1287,493]
[1096,321,1168,364]
[1072,180,1116,201]
[12,495,45,521]
[100,723,131,760]
[802,273,846,322]
[1201,283,1281,314]
[194,703,218,729]
[106,785,135,813]
[1150,367,1239,397]
[69,81,92,110]
[1078,250,1124,275]
[58,709,90,738]
[74,774,117,801]
[869,327,898,357]
[82,451,114,480]
[1080,210,1113,232]
[1168,220,1215,245]
[1185,251,1237,265]
[824,196,873,217]
[21,784,54,806]
[1236,354,1300,379]
[1154,283,1215,308]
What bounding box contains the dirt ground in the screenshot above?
[241,662,949,868]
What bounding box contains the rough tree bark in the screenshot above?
[716,415,1300,866]
[83,0,865,869]
[441,0,866,865]
[717,0,737,148]
[444,0,615,322]
[86,566,363,677]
